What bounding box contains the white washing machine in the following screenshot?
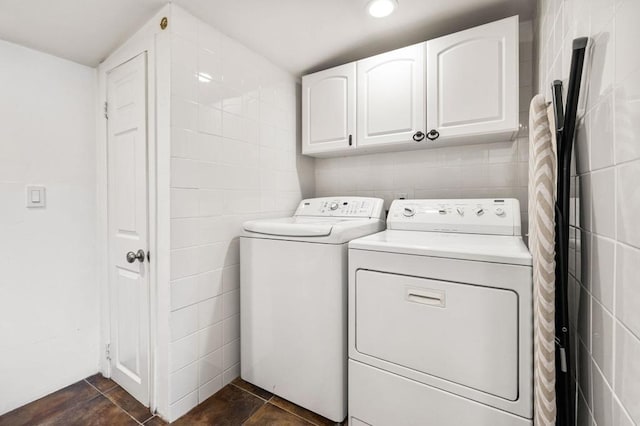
[348,199,533,426]
[240,197,385,422]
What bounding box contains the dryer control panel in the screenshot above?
[388,199,522,236]
[295,197,385,219]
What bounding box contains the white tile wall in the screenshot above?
[166,5,314,420]
[537,0,640,424]
[314,22,534,233]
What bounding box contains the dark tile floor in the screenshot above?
[0,374,344,425]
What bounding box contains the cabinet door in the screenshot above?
[357,43,426,148]
[302,63,356,155]
[426,16,518,140]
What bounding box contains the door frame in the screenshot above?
[96,4,171,416]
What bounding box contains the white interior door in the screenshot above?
[106,52,150,405]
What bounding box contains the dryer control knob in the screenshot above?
[495,207,505,216]
[475,208,485,216]
[403,207,415,217]
[330,202,339,211]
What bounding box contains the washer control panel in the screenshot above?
[295,197,385,219]
[388,199,522,236]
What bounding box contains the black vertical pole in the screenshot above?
[554,37,588,426]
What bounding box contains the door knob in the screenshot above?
[126,249,146,263]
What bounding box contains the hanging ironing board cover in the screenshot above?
[528,94,558,425]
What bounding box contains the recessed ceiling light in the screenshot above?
[367,0,398,18]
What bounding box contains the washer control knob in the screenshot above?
[475,208,485,216]
[456,207,464,216]
[438,209,447,215]
[403,207,415,217]
[495,207,506,217]
[330,202,339,211]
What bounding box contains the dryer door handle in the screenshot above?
[406,288,446,308]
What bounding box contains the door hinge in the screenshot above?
[105,343,111,361]
[104,101,109,119]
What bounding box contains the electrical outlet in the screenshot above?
[395,192,408,200]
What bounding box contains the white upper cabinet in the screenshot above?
[302,63,356,155]
[301,16,519,157]
[357,43,426,149]
[426,16,518,141]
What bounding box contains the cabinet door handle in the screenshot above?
[426,129,440,140]
[348,134,353,146]
[412,131,425,142]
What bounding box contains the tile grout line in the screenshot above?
[229,382,273,402]
[83,379,149,425]
[266,401,321,426]
[231,383,328,426]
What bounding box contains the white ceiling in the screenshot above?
[0,0,535,75]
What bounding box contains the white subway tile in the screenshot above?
[170,304,198,342]
[171,158,200,188]
[223,314,240,345]
[169,390,198,423]
[197,242,227,273]
[589,93,614,170]
[223,289,240,319]
[198,269,224,300]
[171,6,198,42]
[617,160,640,248]
[171,127,199,159]
[198,322,223,357]
[199,348,223,385]
[172,97,198,131]
[590,235,615,310]
[614,322,640,423]
[170,362,198,404]
[614,66,640,164]
[222,363,240,386]
[615,243,640,337]
[198,48,223,83]
[578,284,592,348]
[170,247,199,280]
[591,300,614,382]
[222,265,240,293]
[590,168,615,238]
[170,333,198,373]
[586,19,614,110]
[198,296,223,329]
[198,104,223,136]
[615,0,640,83]
[199,375,223,403]
[591,360,614,426]
[171,275,199,311]
[223,339,240,370]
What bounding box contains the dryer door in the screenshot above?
[354,269,518,400]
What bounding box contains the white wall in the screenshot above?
[315,22,534,233]
[166,5,314,420]
[0,39,98,415]
[536,1,640,425]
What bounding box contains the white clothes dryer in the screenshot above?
[240,197,385,422]
[348,198,533,426]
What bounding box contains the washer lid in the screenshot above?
[242,217,385,243]
[349,230,532,266]
[243,217,339,237]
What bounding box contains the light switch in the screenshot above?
[26,186,46,208]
